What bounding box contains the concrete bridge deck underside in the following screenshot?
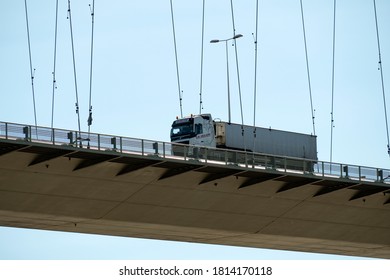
[0,139,390,259]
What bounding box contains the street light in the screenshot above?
[210,34,243,124]
[210,34,243,44]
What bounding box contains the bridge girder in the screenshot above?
[0,139,390,259]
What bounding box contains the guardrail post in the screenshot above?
[377,169,383,182]
[67,132,73,145]
[193,147,199,159]
[51,128,55,144]
[111,137,117,151]
[152,142,158,155]
[97,134,100,150]
[303,160,310,173]
[343,165,349,178]
[358,166,362,181]
[270,156,275,170]
[163,142,166,158]
[76,132,80,147]
[23,126,29,141]
[5,123,8,139]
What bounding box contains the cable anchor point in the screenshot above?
[88,107,93,126]
[89,3,94,17]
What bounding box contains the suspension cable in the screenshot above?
[24,0,38,138]
[88,0,95,138]
[51,0,59,131]
[300,0,316,136]
[229,0,245,142]
[373,0,390,156]
[252,0,260,151]
[198,0,206,114]
[330,0,337,163]
[169,0,183,118]
[67,0,82,135]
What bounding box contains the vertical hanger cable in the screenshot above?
[87,0,95,140]
[300,0,316,135]
[169,0,183,118]
[373,0,390,156]
[51,0,59,132]
[199,0,206,114]
[330,0,337,163]
[24,0,38,138]
[67,0,82,137]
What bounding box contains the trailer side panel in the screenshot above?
[215,122,317,160]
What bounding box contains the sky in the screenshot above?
[0,0,389,259]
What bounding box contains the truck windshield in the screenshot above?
[171,123,194,137]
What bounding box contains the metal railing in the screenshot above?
[1,121,389,184]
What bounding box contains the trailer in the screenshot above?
[214,122,317,160]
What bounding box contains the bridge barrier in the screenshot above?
[0,121,389,184]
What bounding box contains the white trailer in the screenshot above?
[214,122,317,160]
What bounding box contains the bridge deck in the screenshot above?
[0,121,390,258]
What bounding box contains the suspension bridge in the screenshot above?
[1,1,390,259]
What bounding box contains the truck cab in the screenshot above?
[170,114,216,148]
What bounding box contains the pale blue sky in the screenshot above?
[0,0,389,259]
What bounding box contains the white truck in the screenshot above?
[170,113,317,170]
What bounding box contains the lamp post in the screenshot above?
[210,34,243,124]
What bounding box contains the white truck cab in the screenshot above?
[170,114,216,147]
